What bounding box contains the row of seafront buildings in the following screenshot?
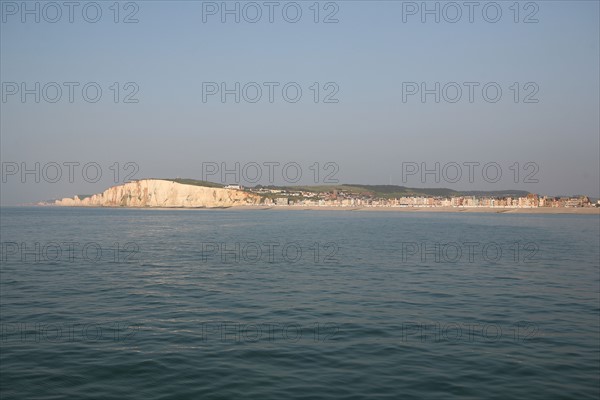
[253,191,596,208]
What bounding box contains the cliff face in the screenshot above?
[55,179,263,208]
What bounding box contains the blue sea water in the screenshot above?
[1,207,599,399]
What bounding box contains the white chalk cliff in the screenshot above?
[55,179,264,208]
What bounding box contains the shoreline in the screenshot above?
[228,205,600,214]
[29,205,600,215]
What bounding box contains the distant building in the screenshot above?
[224,184,242,190]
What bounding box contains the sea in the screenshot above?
[1,207,599,399]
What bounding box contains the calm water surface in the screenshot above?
[1,207,599,399]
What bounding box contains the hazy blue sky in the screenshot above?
[1,0,599,204]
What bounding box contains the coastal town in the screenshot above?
[242,186,597,209]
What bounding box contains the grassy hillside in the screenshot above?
[155,178,225,188]
[272,184,530,198]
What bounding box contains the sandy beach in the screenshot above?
[227,205,600,215]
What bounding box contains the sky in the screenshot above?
[1,0,599,205]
